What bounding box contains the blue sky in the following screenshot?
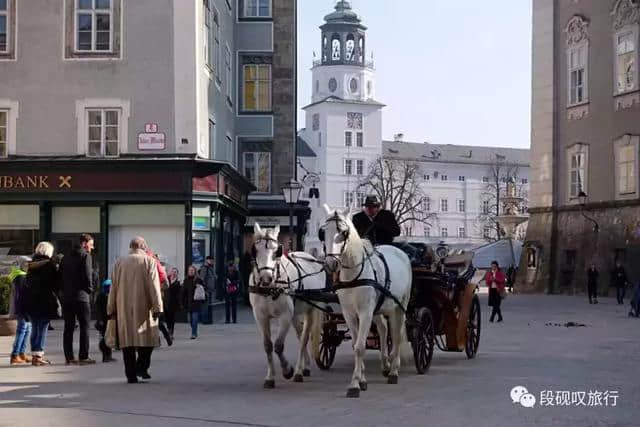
[297,0,532,149]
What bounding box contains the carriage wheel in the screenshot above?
[412,307,435,375]
[465,295,481,359]
[315,309,338,370]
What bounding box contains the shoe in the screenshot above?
[594,299,598,304]
[127,378,139,384]
[48,325,55,331]
[190,335,196,340]
[32,355,51,366]
[137,371,151,380]
[18,354,32,363]
[498,318,503,322]
[10,355,26,365]
[66,359,79,365]
[79,358,96,365]
[102,356,117,363]
[589,300,593,304]
[225,321,230,324]
[489,318,494,323]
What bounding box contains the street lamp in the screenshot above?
[282,178,303,251]
[578,190,599,233]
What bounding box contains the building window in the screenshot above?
[615,135,639,197]
[225,46,232,103]
[243,152,271,193]
[568,45,588,105]
[343,191,354,208]
[347,112,363,129]
[440,199,448,212]
[312,114,320,131]
[213,8,221,80]
[0,110,6,157]
[424,228,430,238]
[345,131,352,147]
[356,132,363,147]
[457,200,465,212]
[615,29,638,94]
[204,0,211,67]
[404,227,412,237]
[208,119,215,157]
[482,200,490,214]
[86,109,120,157]
[521,178,528,184]
[76,0,113,52]
[458,227,465,238]
[424,174,430,181]
[441,175,448,181]
[243,63,272,112]
[483,227,492,240]
[0,0,9,54]
[568,144,588,200]
[356,192,366,207]
[356,159,364,176]
[458,176,465,182]
[441,228,448,238]
[482,176,489,183]
[422,197,431,212]
[344,159,353,175]
[243,0,271,18]
[527,247,537,268]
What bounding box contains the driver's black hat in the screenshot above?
[363,195,381,207]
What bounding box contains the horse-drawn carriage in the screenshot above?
[313,251,481,375]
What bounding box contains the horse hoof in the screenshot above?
[303,369,311,377]
[283,366,294,380]
[293,374,304,383]
[346,387,360,398]
[387,375,398,385]
[382,369,390,378]
[263,380,275,389]
[359,381,368,391]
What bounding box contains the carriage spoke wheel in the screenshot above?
[412,308,435,375]
[315,309,338,370]
[465,295,481,359]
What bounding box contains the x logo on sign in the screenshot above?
[58,176,72,188]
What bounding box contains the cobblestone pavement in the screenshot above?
[1,294,638,427]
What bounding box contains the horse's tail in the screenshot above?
[310,306,325,362]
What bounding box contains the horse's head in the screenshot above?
[321,204,354,273]
[252,223,283,286]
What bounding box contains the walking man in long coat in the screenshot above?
[108,236,163,384]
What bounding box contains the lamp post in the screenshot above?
[282,179,303,251]
[578,191,599,233]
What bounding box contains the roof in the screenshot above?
[302,95,386,110]
[382,141,530,166]
[472,239,523,269]
[322,1,366,29]
[297,136,316,157]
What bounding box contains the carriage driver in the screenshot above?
[352,195,401,245]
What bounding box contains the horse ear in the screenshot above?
[254,223,263,236]
[276,245,283,258]
[273,225,280,236]
[342,207,351,217]
[323,204,332,216]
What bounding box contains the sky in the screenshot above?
[297,0,532,149]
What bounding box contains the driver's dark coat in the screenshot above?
[352,210,401,245]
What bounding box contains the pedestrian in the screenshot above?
[60,234,96,365]
[506,265,515,293]
[199,256,217,300]
[144,248,172,346]
[108,236,163,384]
[95,279,116,363]
[182,265,206,339]
[224,262,240,324]
[164,267,182,338]
[25,242,60,366]
[587,263,599,304]
[613,261,628,305]
[485,260,506,323]
[8,257,32,365]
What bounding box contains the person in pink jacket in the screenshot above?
[485,260,506,322]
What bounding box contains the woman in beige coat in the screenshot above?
[108,237,163,383]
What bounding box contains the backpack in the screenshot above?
[193,283,206,301]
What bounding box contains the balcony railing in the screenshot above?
[312,59,375,70]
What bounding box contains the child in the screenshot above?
[8,258,32,365]
[95,279,116,363]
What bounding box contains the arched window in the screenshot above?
[358,37,364,63]
[527,248,537,268]
[322,35,328,62]
[345,34,355,62]
[331,34,341,61]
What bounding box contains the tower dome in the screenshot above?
[320,1,367,66]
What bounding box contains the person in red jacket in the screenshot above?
[145,248,172,346]
[485,260,506,322]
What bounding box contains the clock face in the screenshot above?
[329,78,338,92]
[350,78,358,93]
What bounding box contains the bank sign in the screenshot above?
[0,174,73,190]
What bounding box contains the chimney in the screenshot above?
[393,133,404,142]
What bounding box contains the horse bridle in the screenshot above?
[322,213,368,272]
[251,237,283,285]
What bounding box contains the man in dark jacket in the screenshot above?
[352,195,401,245]
[60,234,95,365]
[613,261,628,305]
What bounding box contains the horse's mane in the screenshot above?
[338,212,371,263]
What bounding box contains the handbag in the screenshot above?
[105,317,119,349]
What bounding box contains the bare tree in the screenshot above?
[357,156,436,229]
[477,155,529,242]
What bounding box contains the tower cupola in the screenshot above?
[320,1,367,66]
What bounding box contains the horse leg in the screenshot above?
[387,309,404,385]
[341,310,362,398]
[373,315,391,377]
[354,310,373,393]
[293,313,310,382]
[275,314,294,380]
[255,312,276,389]
[302,308,313,376]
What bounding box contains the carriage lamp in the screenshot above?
[578,191,599,233]
[282,179,303,251]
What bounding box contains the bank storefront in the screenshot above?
[0,156,253,283]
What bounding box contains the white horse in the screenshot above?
[249,223,326,388]
[322,205,412,398]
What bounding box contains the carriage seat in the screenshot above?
[441,252,474,276]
